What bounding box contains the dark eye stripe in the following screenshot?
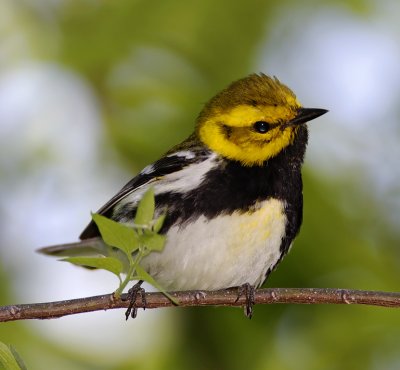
[222,124,233,138]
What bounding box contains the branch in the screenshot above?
[1,288,399,322]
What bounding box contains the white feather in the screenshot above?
[116,153,218,212]
[140,164,155,175]
[141,198,287,290]
[167,150,196,160]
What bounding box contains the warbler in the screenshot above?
[40,74,327,315]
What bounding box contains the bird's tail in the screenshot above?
[37,237,108,257]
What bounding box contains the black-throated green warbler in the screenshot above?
[41,74,327,314]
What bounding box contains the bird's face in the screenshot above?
[197,74,327,166]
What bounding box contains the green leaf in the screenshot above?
[0,342,24,370]
[92,213,139,255]
[62,257,123,277]
[8,347,27,370]
[134,188,155,226]
[140,234,166,252]
[152,213,166,233]
[135,265,179,305]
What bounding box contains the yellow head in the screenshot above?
[197,74,327,166]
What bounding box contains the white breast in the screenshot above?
[141,198,287,290]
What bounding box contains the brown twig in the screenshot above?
[0,288,399,322]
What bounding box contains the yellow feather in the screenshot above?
[198,104,300,166]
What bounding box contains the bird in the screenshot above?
[39,73,327,317]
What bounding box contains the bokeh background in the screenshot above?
[1,0,399,369]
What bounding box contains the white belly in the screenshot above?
[141,198,287,290]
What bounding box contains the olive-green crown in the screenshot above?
[197,73,297,124]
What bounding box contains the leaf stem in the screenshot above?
[115,249,145,296]
[115,264,135,297]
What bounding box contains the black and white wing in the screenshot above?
[80,149,211,239]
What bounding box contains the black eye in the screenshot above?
[253,121,270,134]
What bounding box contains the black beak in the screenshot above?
[287,108,328,126]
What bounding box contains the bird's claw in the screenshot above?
[123,280,146,320]
[236,283,255,319]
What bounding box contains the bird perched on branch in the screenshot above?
[40,73,327,317]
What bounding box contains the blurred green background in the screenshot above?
[0,0,399,369]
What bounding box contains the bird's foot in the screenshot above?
[123,280,146,320]
[235,283,255,319]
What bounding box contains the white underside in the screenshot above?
[111,152,287,290]
[141,198,287,290]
